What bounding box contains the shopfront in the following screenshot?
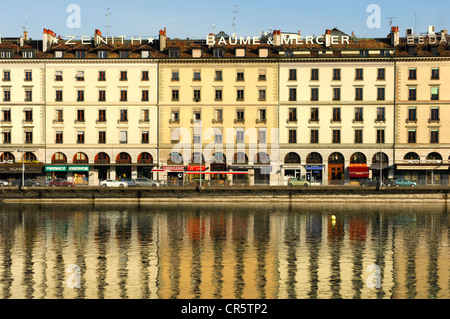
[210,163,228,185]
[68,166,89,185]
[304,165,324,185]
[186,165,207,185]
[328,152,345,185]
[396,164,449,186]
[45,165,68,183]
[155,165,185,186]
[0,163,44,183]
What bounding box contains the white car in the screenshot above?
[100,179,129,187]
[0,180,9,186]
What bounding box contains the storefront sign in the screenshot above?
[0,164,43,174]
[68,166,89,172]
[187,165,207,172]
[305,165,323,170]
[161,166,185,171]
[45,166,67,172]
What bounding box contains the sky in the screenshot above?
[0,0,449,40]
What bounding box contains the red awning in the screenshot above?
[349,165,369,178]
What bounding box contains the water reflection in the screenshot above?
[0,202,448,299]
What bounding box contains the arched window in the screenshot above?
[306,152,323,164]
[212,152,226,164]
[94,152,110,164]
[191,152,205,164]
[0,152,15,163]
[168,152,183,165]
[73,152,88,164]
[372,153,389,164]
[116,152,132,164]
[426,152,442,161]
[255,152,270,164]
[404,152,420,161]
[350,152,367,164]
[137,152,153,164]
[328,152,344,164]
[233,152,248,164]
[52,152,67,164]
[284,152,301,164]
[24,152,37,162]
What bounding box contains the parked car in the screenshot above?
[287,178,310,187]
[100,180,129,187]
[383,178,397,187]
[48,179,75,187]
[395,178,417,187]
[134,178,160,187]
[121,179,136,187]
[0,180,9,186]
[359,179,380,187]
[10,179,41,187]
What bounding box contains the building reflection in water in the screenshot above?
[0,202,448,299]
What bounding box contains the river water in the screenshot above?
[0,202,448,299]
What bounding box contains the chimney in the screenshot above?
[23,30,29,41]
[159,27,167,51]
[273,30,281,46]
[325,29,332,47]
[42,28,56,52]
[94,29,105,45]
[390,26,400,46]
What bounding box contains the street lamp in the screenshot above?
[22,119,25,187]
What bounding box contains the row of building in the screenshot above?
[1,26,449,186]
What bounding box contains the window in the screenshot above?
[310,130,319,143]
[171,109,180,123]
[236,71,245,81]
[332,130,341,144]
[120,71,128,81]
[77,131,85,144]
[214,129,223,144]
[24,109,33,122]
[376,129,385,144]
[3,131,11,144]
[258,70,266,81]
[215,89,223,101]
[141,131,149,144]
[431,87,439,100]
[333,88,341,101]
[25,71,32,81]
[75,51,85,59]
[141,109,150,122]
[289,88,297,101]
[0,51,12,59]
[332,108,341,122]
[169,49,180,58]
[119,109,128,122]
[258,89,266,101]
[142,90,149,101]
[25,90,32,102]
[25,131,33,144]
[213,48,224,58]
[193,89,201,102]
[3,90,11,102]
[236,129,245,143]
[56,109,63,122]
[355,68,363,80]
[171,71,179,81]
[215,70,223,81]
[355,130,363,144]
[288,129,297,144]
[214,109,223,122]
[408,107,417,121]
[76,71,84,81]
[431,68,439,80]
[354,107,363,122]
[355,87,363,101]
[3,109,11,122]
[236,109,245,122]
[289,69,297,81]
[172,89,179,101]
[120,90,127,102]
[409,68,417,80]
[98,109,106,122]
[408,130,416,144]
[258,129,267,144]
[193,130,201,144]
[98,90,106,102]
[76,109,85,122]
[170,128,180,143]
[237,89,244,101]
[377,107,386,121]
[193,111,201,121]
[98,51,107,59]
[288,108,297,122]
[258,109,267,122]
[430,107,440,121]
[77,90,84,102]
[311,69,319,80]
[98,71,106,81]
[377,87,385,101]
[377,68,386,80]
[142,71,149,81]
[333,69,341,80]
[119,51,129,59]
[311,88,319,101]
[23,51,34,59]
[55,51,64,58]
[310,108,319,122]
[55,71,63,81]
[430,130,439,143]
[98,131,106,144]
[3,70,11,81]
[193,71,201,81]
[55,90,63,102]
[120,131,128,144]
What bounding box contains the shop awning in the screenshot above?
[349,165,369,178]
[396,164,449,171]
[185,171,248,175]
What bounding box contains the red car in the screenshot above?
[48,179,75,187]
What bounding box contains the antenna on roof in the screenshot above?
[232,4,239,36]
[105,8,112,37]
[386,17,397,28]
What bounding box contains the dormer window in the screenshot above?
[22,51,34,58]
[258,48,268,58]
[0,51,12,59]
[141,51,150,58]
[192,48,202,58]
[214,48,224,58]
[169,48,180,58]
[55,51,64,58]
[235,48,246,57]
[98,51,107,59]
[119,51,129,59]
